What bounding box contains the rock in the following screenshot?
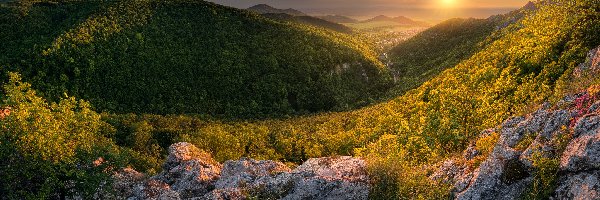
[574,46,600,77]
[560,131,600,172]
[154,143,222,198]
[430,160,468,185]
[163,142,221,171]
[111,168,147,199]
[574,114,600,138]
[282,156,370,200]
[132,179,180,200]
[454,108,573,199]
[111,143,370,199]
[215,157,291,189]
[202,188,246,200]
[292,156,368,183]
[554,171,600,200]
[455,152,531,200]
[282,177,369,200]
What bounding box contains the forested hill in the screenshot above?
[261,13,354,34]
[0,0,391,119]
[386,2,537,96]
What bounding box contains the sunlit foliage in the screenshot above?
[0,0,391,119]
[0,72,125,198]
[0,0,598,199]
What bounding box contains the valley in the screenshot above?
[1,0,599,199]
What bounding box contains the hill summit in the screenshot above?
[363,15,429,26]
[247,4,306,16]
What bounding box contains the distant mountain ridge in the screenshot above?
[247,4,306,16]
[316,15,358,23]
[363,15,429,27]
[261,13,353,34]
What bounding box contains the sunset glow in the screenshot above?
[441,0,456,7]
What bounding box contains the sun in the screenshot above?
[441,0,457,8]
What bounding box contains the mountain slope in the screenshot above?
[386,1,542,96]
[363,15,429,27]
[247,4,306,16]
[386,17,497,95]
[102,0,600,171]
[0,0,390,118]
[261,13,353,34]
[317,14,358,23]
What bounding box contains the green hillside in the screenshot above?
[1,0,599,198]
[261,13,354,34]
[387,18,497,95]
[102,0,599,197]
[0,0,389,119]
[386,3,538,96]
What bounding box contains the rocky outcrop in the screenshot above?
[111,143,369,199]
[432,92,600,200]
[574,46,600,78]
[432,46,600,199]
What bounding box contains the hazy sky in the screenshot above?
[207,0,530,22]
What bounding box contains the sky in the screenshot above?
[207,0,531,22]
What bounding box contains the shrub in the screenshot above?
[0,72,125,198]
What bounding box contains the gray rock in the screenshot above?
[154,143,222,198]
[554,171,600,200]
[574,114,600,138]
[430,160,469,185]
[456,154,530,200]
[560,132,600,172]
[454,107,573,199]
[292,156,369,183]
[131,179,180,200]
[215,157,291,190]
[111,143,369,199]
[574,46,600,77]
[201,188,246,200]
[111,168,147,199]
[282,156,370,200]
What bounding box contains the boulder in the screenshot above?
[554,171,600,200]
[153,142,222,198]
[560,131,600,172]
[450,106,573,199]
[574,114,600,138]
[215,157,291,190]
[110,143,370,199]
[111,167,147,199]
[282,156,369,200]
[132,179,180,200]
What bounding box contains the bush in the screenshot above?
[0,72,125,198]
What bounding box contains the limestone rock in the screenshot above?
[554,171,600,200]
[154,143,222,199]
[132,179,180,200]
[110,143,370,199]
